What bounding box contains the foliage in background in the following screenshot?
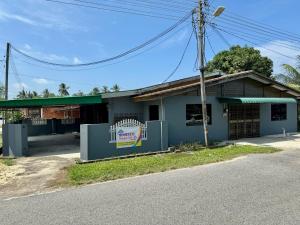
[275,56,300,91]
[90,87,100,96]
[58,83,70,96]
[111,84,120,92]
[206,45,273,77]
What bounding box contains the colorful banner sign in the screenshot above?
[116,126,142,149]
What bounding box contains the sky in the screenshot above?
[0,0,300,98]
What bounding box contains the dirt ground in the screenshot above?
[0,155,78,199]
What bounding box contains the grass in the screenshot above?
[0,158,14,166]
[67,145,280,185]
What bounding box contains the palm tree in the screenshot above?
[90,87,100,96]
[58,83,70,96]
[42,89,50,98]
[73,90,84,97]
[32,91,39,98]
[111,84,120,92]
[102,85,110,93]
[277,56,300,91]
[27,91,33,99]
[17,89,27,99]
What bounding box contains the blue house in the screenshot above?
[1,70,300,160]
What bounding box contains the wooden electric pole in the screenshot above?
[197,0,209,146]
[5,42,10,100]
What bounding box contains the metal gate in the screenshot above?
[229,104,260,140]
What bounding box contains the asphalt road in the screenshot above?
[0,149,299,225]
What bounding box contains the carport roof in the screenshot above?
[0,95,102,108]
[218,97,297,104]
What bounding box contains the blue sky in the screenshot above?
[0,0,300,98]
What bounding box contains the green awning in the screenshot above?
[0,95,102,108]
[218,97,297,104]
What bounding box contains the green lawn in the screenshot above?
[67,145,280,185]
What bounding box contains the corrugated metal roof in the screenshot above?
[217,97,297,104]
[0,95,102,108]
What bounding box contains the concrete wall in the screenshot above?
[106,97,144,124]
[260,103,298,136]
[3,124,28,157]
[164,96,228,146]
[80,121,168,161]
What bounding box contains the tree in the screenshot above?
[73,90,85,97]
[102,85,110,93]
[90,87,100,96]
[206,45,273,77]
[0,84,4,99]
[276,56,300,91]
[17,89,27,99]
[42,89,55,98]
[111,84,120,92]
[58,83,70,96]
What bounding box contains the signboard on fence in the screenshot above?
[116,126,142,149]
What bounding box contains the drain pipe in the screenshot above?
[160,97,165,151]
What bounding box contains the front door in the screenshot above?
[229,104,260,140]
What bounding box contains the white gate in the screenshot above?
[110,119,147,143]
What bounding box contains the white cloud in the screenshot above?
[24,44,31,50]
[13,82,28,90]
[73,57,82,64]
[256,40,300,74]
[0,9,37,25]
[33,78,51,85]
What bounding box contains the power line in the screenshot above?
[209,5,300,40]
[210,25,231,47]
[12,21,192,72]
[76,0,193,13]
[205,33,216,56]
[162,28,194,83]
[211,25,296,60]
[11,10,194,67]
[44,0,183,20]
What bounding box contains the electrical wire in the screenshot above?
[45,0,183,20]
[211,25,296,60]
[11,10,194,67]
[162,27,194,83]
[206,33,216,56]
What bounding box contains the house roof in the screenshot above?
[133,71,300,102]
[0,95,102,109]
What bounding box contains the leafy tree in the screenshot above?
[90,87,100,96]
[58,83,70,96]
[206,45,273,77]
[111,84,120,92]
[73,90,85,97]
[275,56,300,91]
[102,85,110,93]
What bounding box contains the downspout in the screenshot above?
[160,97,165,151]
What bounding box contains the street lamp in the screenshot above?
[213,6,225,17]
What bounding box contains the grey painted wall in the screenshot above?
[260,103,297,136]
[80,121,168,161]
[3,124,28,157]
[164,96,228,146]
[106,97,144,124]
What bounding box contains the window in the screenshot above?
[149,105,159,121]
[271,104,287,121]
[186,104,212,126]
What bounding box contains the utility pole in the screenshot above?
[197,0,209,146]
[5,42,10,100]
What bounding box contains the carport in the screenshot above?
[0,95,104,157]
